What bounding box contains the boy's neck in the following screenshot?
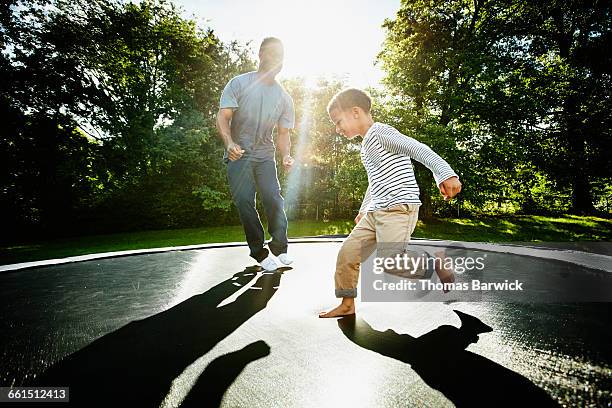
[359,116,375,137]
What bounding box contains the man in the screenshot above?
[216,37,295,271]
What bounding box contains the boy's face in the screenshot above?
[329,107,363,139]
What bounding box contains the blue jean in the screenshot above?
[226,158,288,262]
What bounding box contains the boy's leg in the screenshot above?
[434,249,455,289]
[319,214,377,318]
[254,160,288,256]
[227,159,268,262]
[376,206,454,289]
[320,205,421,317]
[373,204,420,251]
[370,204,421,278]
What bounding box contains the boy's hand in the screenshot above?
[354,212,364,224]
[439,176,462,201]
[227,142,245,161]
[282,155,295,172]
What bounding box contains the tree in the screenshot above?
[379,0,612,215]
[519,0,612,213]
[1,0,256,237]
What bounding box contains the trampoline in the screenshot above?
[0,238,610,407]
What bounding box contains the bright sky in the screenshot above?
[174,0,401,88]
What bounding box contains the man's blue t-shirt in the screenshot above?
[219,71,295,162]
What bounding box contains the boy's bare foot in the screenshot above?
[435,264,455,293]
[434,250,455,292]
[437,266,455,284]
[319,303,355,318]
[319,297,355,318]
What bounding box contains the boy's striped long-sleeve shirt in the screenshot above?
[359,122,458,213]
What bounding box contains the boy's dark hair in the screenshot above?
[260,37,283,51]
[327,88,372,114]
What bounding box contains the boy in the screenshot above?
[319,89,462,318]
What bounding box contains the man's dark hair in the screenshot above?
[327,88,372,114]
[260,37,283,51]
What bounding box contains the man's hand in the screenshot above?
[282,155,294,172]
[354,212,364,224]
[439,176,462,201]
[227,142,245,161]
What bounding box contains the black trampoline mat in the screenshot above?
[0,242,610,407]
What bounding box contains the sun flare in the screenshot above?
[188,0,398,87]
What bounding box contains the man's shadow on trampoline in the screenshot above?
[338,311,560,407]
[36,266,288,407]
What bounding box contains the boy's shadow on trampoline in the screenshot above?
[35,266,289,407]
[338,311,560,408]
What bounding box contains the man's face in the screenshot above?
[259,42,284,75]
[330,108,361,139]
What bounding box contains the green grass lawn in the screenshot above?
[413,215,612,242]
[1,215,610,265]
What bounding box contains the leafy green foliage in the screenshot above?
[1,0,254,239]
[379,0,612,216]
[2,0,610,244]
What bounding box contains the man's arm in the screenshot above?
[216,108,244,161]
[277,91,295,171]
[277,126,294,171]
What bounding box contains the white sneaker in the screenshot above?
[259,254,280,271]
[277,253,293,266]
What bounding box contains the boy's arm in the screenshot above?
[356,186,372,222]
[377,127,458,188]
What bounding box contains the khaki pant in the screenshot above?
[335,204,420,298]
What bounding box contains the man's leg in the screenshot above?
[254,160,288,257]
[227,159,268,262]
